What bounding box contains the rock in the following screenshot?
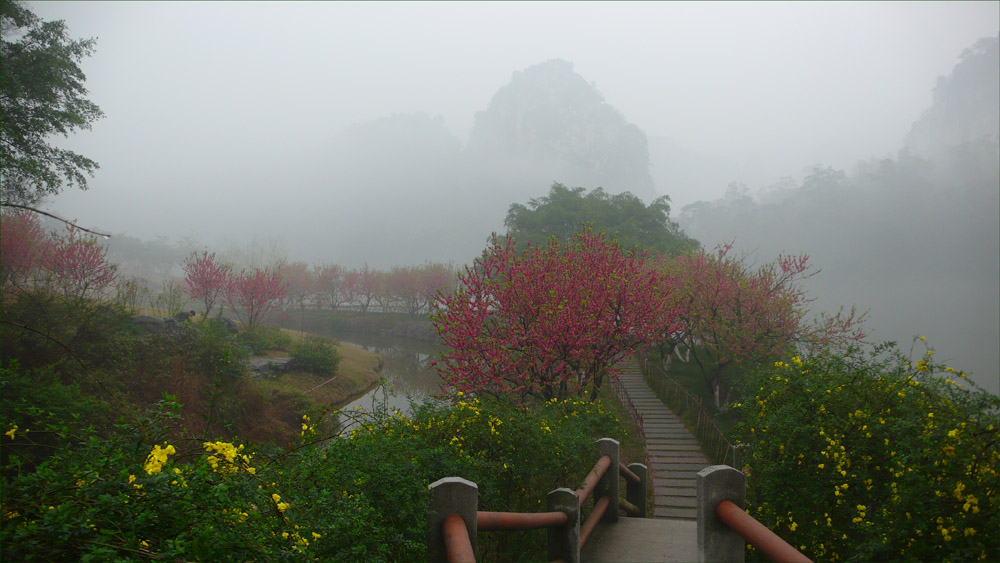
[174,310,196,322]
[247,357,296,379]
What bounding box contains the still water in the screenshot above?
[320,330,445,415]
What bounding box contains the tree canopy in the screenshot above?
[432,230,674,401]
[1,0,103,205]
[504,183,699,256]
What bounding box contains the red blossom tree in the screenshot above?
[182,251,229,317]
[432,231,675,401]
[315,263,345,310]
[279,261,314,310]
[662,243,866,407]
[224,266,287,331]
[0,210,51,294]
[44,226,117,301]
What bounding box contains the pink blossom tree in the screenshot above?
[315,263,346,310]
[0,210,51,295]
[388,265,421,314]
[432,231,675,401]
[348,264,378,313]
[44,226,117,301]
[662,243,866,407]
[182,251,229,317]
[224,266,287,331]
[279,261,315,311]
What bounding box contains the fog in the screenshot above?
[26,1,999,392]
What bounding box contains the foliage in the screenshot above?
[0,211,117,304]
[733,342,1000,562]
[153,279,185,317]
[190,318,249,380]
[236,324,291,355]
[182,251,229,317]
[662,242,865,407]
[289,335,341,376]
[43,225,117,301]
[1,386,621,562]
[0,209,50,293]
[504,183,699,256]
[224,266,286,332]
[0,0,104,205]
[433,230,673,401]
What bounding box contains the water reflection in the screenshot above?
[320,330,445,415]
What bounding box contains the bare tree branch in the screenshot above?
[0,202,111,238]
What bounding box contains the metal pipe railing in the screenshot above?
[579,495,611,548]
[442,513,476,563]
[716,500,812,563]
[619,462,640,484]
[619,498,640,516]
[575,454,611,505]
[476,510,569,531]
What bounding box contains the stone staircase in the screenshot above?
[615,363,710,520]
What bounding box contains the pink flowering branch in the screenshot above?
[432,230,676,401]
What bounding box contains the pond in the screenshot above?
[318,329,445,415]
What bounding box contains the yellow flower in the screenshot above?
[4,425,17,439]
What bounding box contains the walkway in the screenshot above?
[582,360,711,562]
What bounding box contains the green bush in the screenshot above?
[236,325,292,354]
[191,318,249,379]
[289,335,341,376]
[733,341,1000,562]
[1,392,622,562]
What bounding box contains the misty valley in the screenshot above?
[1,1,998,561]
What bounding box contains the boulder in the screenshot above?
[247,356,295,379]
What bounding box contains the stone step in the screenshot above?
[655,495,697,508]
[655,487,697,497]
[653,507,696,520]
[654,478,697,488]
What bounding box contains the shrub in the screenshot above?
[733,341,1000,562]
[236,325,292,355]
[190,318,249,380]
[1,392,622,562]
[289,335,341,376]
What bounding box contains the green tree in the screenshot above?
[1,0,103,205]
[504,183,699,255]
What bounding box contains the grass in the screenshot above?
[251,328,382,408]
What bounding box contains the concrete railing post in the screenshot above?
[697,465,746,563]
[626,462,648,518]
[547,487,581,563]
[428,477,478,562]
[595,437,620,523]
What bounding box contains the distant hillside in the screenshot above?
[905,35,999,158]
[466,59,656,203]
[676,36,1000,395]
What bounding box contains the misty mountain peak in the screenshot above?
[467,59,655,200]
[905,35,999,157]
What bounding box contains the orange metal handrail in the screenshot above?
[716,500,812,563]
[436,443,643,562]
[579,495,611,548]
[619,462,640,484]
[442,513,476,563]
[576,454,612,505]
[477,510,569,531]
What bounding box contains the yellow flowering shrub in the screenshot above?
[735,341,999,562]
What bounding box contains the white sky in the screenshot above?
[30,1,1000,229]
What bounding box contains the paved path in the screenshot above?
[617,361,711,520]
[582,361,710,562]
